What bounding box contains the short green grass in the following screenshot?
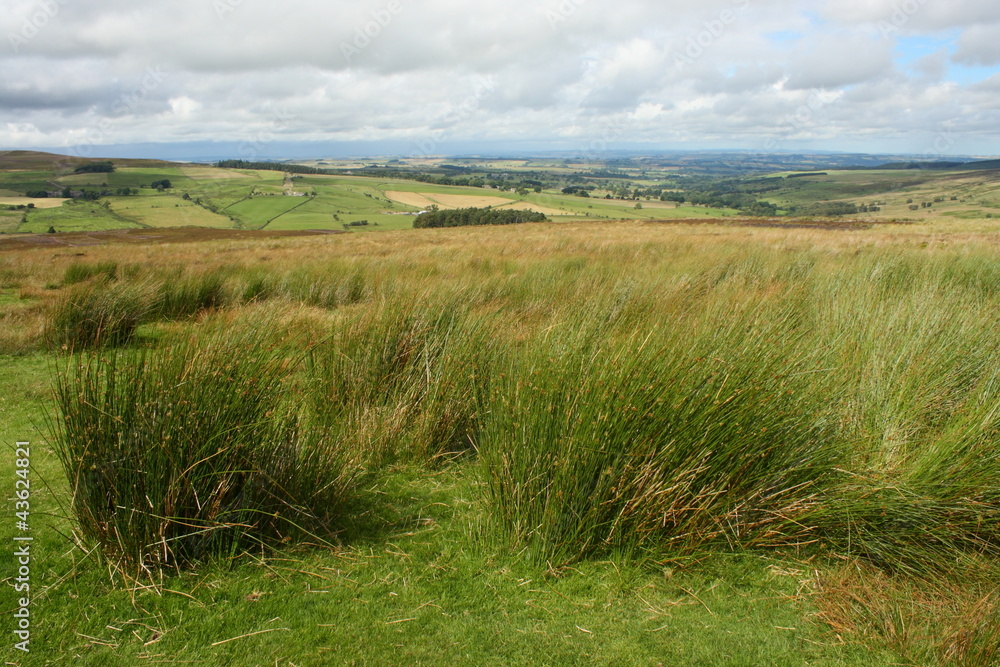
[18,201,138,233]
[0,210,22,233]
[53,173,109,187]
[226,196,313,229]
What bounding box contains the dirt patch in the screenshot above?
[0,227,344,252]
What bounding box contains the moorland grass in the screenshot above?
[47,277,157,350]
[7,221,1000,662]
[51,322,362,581]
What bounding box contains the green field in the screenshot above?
[53,172,109,187]
[0,210,21,233]
[225,195,313,229]
[108,195,233,228]
[18,200,137,233]
[107,166,197,190]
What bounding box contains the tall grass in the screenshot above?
[306,295,495,464]
[32,226,1000,586]
[476,295,843,565]
[155,268,228,319]
[47,278,157,350]
[52,324,361,579]
[63,260,119,286]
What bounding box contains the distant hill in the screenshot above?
[875,159,1000,171]
[0,150,179,171]
[875,161,968,170]
[964,159,1000,171]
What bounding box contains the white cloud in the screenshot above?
[0,0,997,155]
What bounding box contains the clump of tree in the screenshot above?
[74,161,115,174]
[414,207,547,228]
[660,192,686,204]
[151,179,172,190]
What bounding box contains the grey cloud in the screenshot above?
[954,24,1000,65]
[783,33,894,90]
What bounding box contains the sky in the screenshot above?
[2,0,1000,160]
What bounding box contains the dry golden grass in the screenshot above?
[423,193,514,208]
[385,191,438,209]
[494,201,569,216]
[386,190,527,210]
[0,197,68,209]
[0,218,986,288]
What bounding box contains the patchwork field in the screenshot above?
[1,150,999,240]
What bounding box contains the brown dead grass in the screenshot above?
[814,563,1000,666]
